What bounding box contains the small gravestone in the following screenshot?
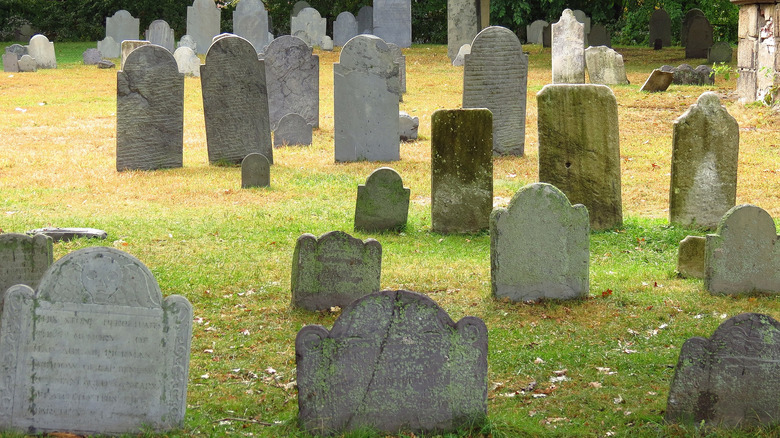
[663,64,714,85]
[5,44,27,59]
[105,10,140,44]
[681,9,705,47]
[187,0,221,55]
[273,113,312,147]
[649,8,671,48]
[387,43,406,97]
[83,48,102,65]
[0,247,192,435]
[670,92,738,229]
[233,0,269,52]
[666,313,780,427]
[291,7,326,47]
[537,84,622,231]
[17,55,36,72]
[585,46,629,85]
[27,34,56,69]
[97,36,120,59]
[201,35,272,165]
[491,183,589,302]
[178,34,198,51]
[639,69,673,92]
[526,20,548,45]
[452,43,471,66]
[173,46,201,76]
[399,111,418,141]
[3,53,19,72]
[334,12,358,46]
[296,290,487,436]
[431,109,493,234]
[373,0,412,48]
[120,40,150,70]
[0,233,53,293]
[552,9,585,84]
[291,1,310,17]
[357,6,374,34]
[291,231,381,311]
[355,167,410,232]
[117,45,183,171]
[685,15,713,59]
[708,41,732,63]
[145,20,175,53]
[705,205,780,295]
[241,153,270,188]
[26,227,107,242]
[677,235,705,279]
[589,23,611,47]
[97,60,115,69]
[264,35,319,130]
[447,0,480,60]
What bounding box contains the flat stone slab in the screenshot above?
[354,167,410,232]
[26,227,107,242]
[640,68,673,92]
[0,233,53,292]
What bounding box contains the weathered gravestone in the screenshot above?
[264,36,319,131]
[98,60,116,69]
[105,10,140,45]
[542,24,551,48]
[537,84,622,231]
[677,235,705,279]
[25,227,107,242]
[666,313,780,427]
[178,34,197,51]
[145,20,175,53]
[572,9,591,46]
[187,0,221,55]
[373,0,412,48]
[491,183,589,302]
[639,69,673,92]
[2,53,19,73]
[291,231,381,311]
[334,35,400,162]
[448,0,480,60]
[120,40,150,70]
[0,233,53,293]
[661,64,714,85]
[585,46,629,85]
[16,55,37,73]
[431,109,493,234]
[463,26,527,156]
[296,289,488,436]
[334,12,358,46]
[0,247,192,435]
[670,92,738,229]
[233,0,269,53]
[685,15,713,59]
[526,20,548,45]
[649,8,671,48]
[291,7,326,47]
[708,41,733,63]
[82,48,102,65]
[291,1,311,18]
[5,44,27,59]
[705,205,780,295]
[173,46,201,76]
[588,23,611,47]
[357,6,374,34]
[552,9,585,84]
[116,45,183,171]
[97,36,120,59]
[681,9,705,47]
[452,43,471,66]
[355,167,410,232]
[273,113,312,147]
[241,153,270,188]
[201,35,272,165]
[399,111,419,141]
[28,34,56,69]
[387,43,406,97]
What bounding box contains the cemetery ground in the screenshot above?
[1,42,779,437]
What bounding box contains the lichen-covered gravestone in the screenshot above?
[264,35,319,130]
[241,153,270,188]
[666,313,780,427]
[431,109,493,234]
[187,0,221,54]
[290,7,326,47]
[27,34,56,69]
[373,0,412,48]
[551,9,584,84]
[201,35,272,165]
[537,84,622,231]
[0,247,192,435]
[584,46,629,85]
[354,167,410,232]
[145,20,175,53]
[670,92,738,229]
[0,233,53,293]
[116,45,183,171]
[291,231,381,311]
[333,12,358,46]
[296,290,487,436]
[707,41,732,63]
[677,235,705,279]
[491,183,589,302]
[463,26,527,156]
[705,205,780,295]
[649,8,671,48]
[233,0,269,53]
[447,0,480,60]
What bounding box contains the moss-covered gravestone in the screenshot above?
[0,233,53,293]
[354,167,410,232]
[296,290,487,436]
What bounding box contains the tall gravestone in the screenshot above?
[649,8,671,48]
[552,9,585,84]
[296,290,488,436]
[187,0,221,55]
[685,15,713,59]
[291,7,326,47]
[233,0,270,53]
[584,46,629,85]
[448,0,480,60]
[334,12,358,46]
[201,35,272,165]
[537,84,622,231]
[27,34,56,69]
[526,20,548,45]
[105,10,140,45]
[0,233,53,293]
[334,35,400,162]
[463,26,527,156]
[264,36,319,130]
[572,9,591,45]
[431,109,493,234]
[670,92,738,229]
[145,20,175,53]
[491,183,589,302]
[355,167,410,232]
[373,0,412,48]
[0,247,192,435]
[357,6,374,34]
[681,9,705,47]
[116,45,183,171]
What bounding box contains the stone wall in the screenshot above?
[732,0,780,103]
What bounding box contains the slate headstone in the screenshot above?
[0,233,53,293]
[649,8,671,48]
[552,9,585,84]
[233,0,270,52]
[120,40,150,70]
[399,111,419,141]
[291,1,311,17]
[542,24,551,48]
[82,48,102,65]
[241,153,270,188]
[662,64,714,85]
[639,69,673,92]
[5,44,27,59]
[708,41,733,63]
[357,6,374,34]
[572,9,591,46]
[3,53,19,73]
[178,34,198,51]
[452,43,471,66]
[264,35,319,130]
[526,20,548,45]
[291,7,326,47]
[334,12,359,46]
[273,113,312,147]
[28,34,56,69]
[321,35,334,50]
[355,167,410,232]
[173,46,201,76]
[387,43,406,96]
[97,36,120,59]
[373,0,412,48]
[448,0,480,60]
[585,46,629,85]
[681,9,705,48]
[187,0,221,55]
[677,235,705,279]
[17,55,36,72]
[588,23,611,47]
[105,10,140,44]
[26,228,107,242]
[145,20,175,53]
[685,15,713,59]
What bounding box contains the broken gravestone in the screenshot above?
[639,69,673,92]
[584,46,629,85]
[0,233,53,293]
[241,153,270,188]
[677,235,705,279]
[354,167,410,232]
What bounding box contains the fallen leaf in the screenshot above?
[602,289,613,297]
[589,382,602,388]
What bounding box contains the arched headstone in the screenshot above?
[265,35,319,130]
[649,8,671,48]
[354,167,410,232]
[334,12,358,46]
[145,20,175,53]
[105,10,140,44]
[234,0,270,53]
[28,34,56,69]
[552,9,584,83]
[186,0,221,54]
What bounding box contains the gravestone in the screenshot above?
[431,109,493,234]
[649,8,671,48]
[291,7,326,47]
[552,9,585,83]
[178,34,198,51]
[399,111,419,141]
[589,23,611,47]
[666,313,780,427]
[670,92,738,229]
[173,46,201,76]
[357,6,374,34]
[83,48,102,65]
[98,60,116,69]
[537,84,622,231]
[463,26,527,156]
[241,153,270,188]
[116,45,183,171]
[145,20,175,53]
[662,64,714,85]
[3,53,19,73]
[639,69,673,92]
[0,233,53,293]
[705,205,780,295]
[491,183,589,302]
[584,46,629,85]
[542,24,551,48]
[354,167,410,232]
[334,12,358,46]
[291,231,381,311]
[201,35,272,165]
[296,290,487,436]
[291,1,310,17]
[708,41,732,63]
[681,9,705,47]
[677,235,705,279]
[120,40,150,70]
[97,36,120,59]
[387,43,406,96]
[28,34,56,69]
[233,0,269,52]
[452,43,471,66]
[0,247,192,435]
[448,0,480,60]
[334,35,400,162]
[264,35,319,130]
[373,0,412,48]
[17,55,37,72]
[320,35,334,51]
[526,20,548,45]
[187,0,221,55]
[685,15,713,59]
[25,228,107,242]
[5,44,27,59]
[105,10,140,44]
[273,113,312,147]
[572,9,591,45]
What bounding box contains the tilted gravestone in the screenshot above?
[585,46,629,85]
[0,233,53,293]
[639,69,673,92]
[105,10,140,45]
[685,15,713,59]
[552,9,585,84]
[17,55,37,72]
[296,289,488,436]
[491,183,589,302]
[201,35,272,165]
[291,231,381,311]
[526,20,548,45]
[431,109,493,234]
[273,113,312,147]
[83,48,102,65]
[588,23,611,47]
[333,12,358,46]
[264,35,319,130]
[334,35,400,162]
[670,92,738,229]
[677,235,705,279]
[354,167,410,232]
[97,36,120,59]
[649,8,671,48]
[357,5,374,34]
[291,7,326,47]
[120,40,150,70]
[705,205,780,295]
[681,9,705,47]
[708,41,732,63]
[537,84,622,231]
[173,46,201,76]
[373,0,412,48]
[463,26,527,156]
[3,53,19,73]
[25,228,107,242]
[187,0,221,55]
[241,153,270,188]
[145,20,175,53]
[0,247,192,435]
[27,34,56,69]
[666,313,780,427]
[233,0,270,52]
[447,0,480,60]
[116,45,183,171]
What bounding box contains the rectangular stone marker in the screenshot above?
[373,0,412,48]
[0,233,53,293]
[355,167,410,232]
[296,290,487,436]
[2,53,19,73]
[551,9,584,84]
[0,247,192,435]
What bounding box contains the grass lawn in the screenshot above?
[1,41,779,437]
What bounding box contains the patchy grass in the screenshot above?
[0,41,779,438]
